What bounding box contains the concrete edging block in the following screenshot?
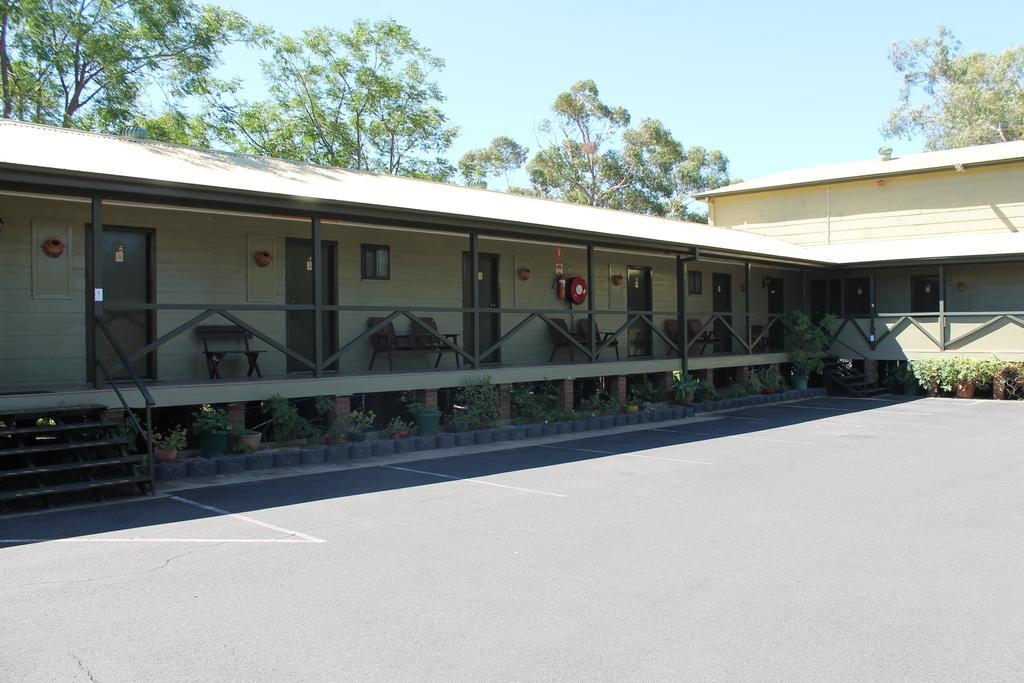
[186,458,217,478]
[216,455,246,475]
[300,447,326,465]
[273,450,301,468]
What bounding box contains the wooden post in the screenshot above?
[676,255,688,376]
[587,244,595,362]
[312,217,323,377]
[470,232,480,368]
[91,196,104,389]
[744,262,752,354]
[868,272,877,350]
[938,265,946,351]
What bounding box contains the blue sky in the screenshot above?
[212,0,1023,184]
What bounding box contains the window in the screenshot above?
[844,277,871,316]
[688,270,702,295]
[361,244,390,280]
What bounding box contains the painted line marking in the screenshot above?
[815,396,904,403]
[541,444,615,455]
[757,404,933,417]
[169,495,326,543]
[619,453,716,465]
[652,428,814,445]
[381,464,567,498]
[0,537,321,545]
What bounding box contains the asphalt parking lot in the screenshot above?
[2,396,1023,680]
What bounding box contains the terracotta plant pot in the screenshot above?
[928,382,941,397]
[955,383,976,399]
[41,238,65,258]
[517,267,532,281]
[155,447,178,463]
[232,431,262,452]
[611,274,624,286]
[254,250,273,267]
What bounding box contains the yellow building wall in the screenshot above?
[710,163,1024,245]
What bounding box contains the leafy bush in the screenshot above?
[628,378,662,405]
[995,362,1024,400]
[759,365,784,391]
[453,376,499,430]
[509,381,561,424]
[154,425,188,450]
[265,394,316,442]
[343,410,376,435]
[694,381,719,403]
[385,417,411,438]
[719,384,750,399]
[912,357,1001,394]
[579,390,620,416]
[787,311,835,377]
[192,404,230,435]
[671,371,699,403]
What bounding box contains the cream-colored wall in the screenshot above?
[710,163,1024,246]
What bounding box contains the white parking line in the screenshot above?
[170,495,326,543]
[619,453,716,465]
[542,444,615,455]
[381,464,567,498]
[652,428,814,445]
[0,537,321,544]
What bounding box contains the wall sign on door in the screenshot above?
[114,245,125,263]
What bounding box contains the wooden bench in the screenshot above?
[196,325,264,379]
[369,317,461,371]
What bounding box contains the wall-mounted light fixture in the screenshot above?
[957,281,969,292]
[761,277,771,288]
[0,216,4,233]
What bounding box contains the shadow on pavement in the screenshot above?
[0,395,922,546]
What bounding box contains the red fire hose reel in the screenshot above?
[566,276,588,304]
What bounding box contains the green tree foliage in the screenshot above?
[520,80,729,221]
[214,19,459,180]
[458,135,528,188]
[884,26,1024,149]
[0,0,250,130]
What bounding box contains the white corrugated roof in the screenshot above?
[2,120,1023,265]
[0,120,813,262]
[807,232,1024,264]
[697,141,1024,199]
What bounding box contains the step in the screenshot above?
[0,420,119,437]
[0,475,151,502]
[0,454,146,479]
[0,438,130,457]
[0,404,108,419]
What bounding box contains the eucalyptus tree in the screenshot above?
[458,136,528,188]
[0,0,251,130]
[523,80,730,221]
[215,19,459,180]
[885,26,1024,149]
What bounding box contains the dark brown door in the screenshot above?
[627,266,652,357]
[97,228,154,380]
[911,275,940,313]
[463,253,501,364]
[286,238,338,373]
[810,279,827,324]
[765,277,785,350]
[712,272,732,353]
[844,277,871,316]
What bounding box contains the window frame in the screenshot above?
[687,270,702,295]
[360,244,391,281]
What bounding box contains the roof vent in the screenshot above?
[121,125,149,140]
[878,147,893,161]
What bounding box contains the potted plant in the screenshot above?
[625,397,641,414]
[670,370,698,404]
[886,364,918,396]
[760,365,783,393]
[385,417,411,439]
[405,401,442,437]
[231,425,262,452]
[192,404,231,457]
[787,311,835,390]
[343,409,375,442]
[153,425,188,462]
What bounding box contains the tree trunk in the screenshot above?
[0,11,11,118]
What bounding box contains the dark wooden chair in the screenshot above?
[368,317,416,371]
[576,318,620,360]
[196,325,264,379]
[411,317,461,368]
[548,318,585,362]
[687,318,721,355]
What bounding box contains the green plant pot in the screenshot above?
[198,431,230,457]
[414,409,442,437]
[792,375,808,390]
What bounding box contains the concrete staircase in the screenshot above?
[824,359,887,398]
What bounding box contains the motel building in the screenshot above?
[1,120,1023,507]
